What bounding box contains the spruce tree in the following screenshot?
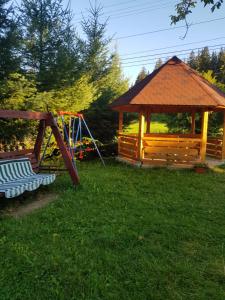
[20,0,78,90]
[135,67,148,84]
[79,3,111,82]
[154,58,163,70]
[187,51,198,70]
[198,47,211,72]
[0,0,20,80]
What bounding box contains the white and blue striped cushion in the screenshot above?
[0,158,56,198]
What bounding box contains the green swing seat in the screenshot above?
[0,157,56,198]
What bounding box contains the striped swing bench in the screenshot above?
[0,158,56,198]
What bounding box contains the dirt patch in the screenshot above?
[3,193,57,219]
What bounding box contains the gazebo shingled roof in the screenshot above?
[111,56,225,111]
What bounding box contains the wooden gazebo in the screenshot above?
[111,56,225,167]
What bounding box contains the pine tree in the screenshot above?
[198,47,211,72]
[135,67,148,84]
[0,0,20,80]
[154,58,163,70]
[79,3,111,82]
[187,51,198,70]
[20,0,78,90]
[217,49,225,84]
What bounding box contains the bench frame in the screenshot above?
[0,110,79,197]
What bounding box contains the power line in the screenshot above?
[121,46,224,68]
[121,45,225,65]
[113,16,225,40]
[105,0,173,15]
[74,0,175,22]
[121,43,225,62]
[109,3,174,20]
[120,36,225,56]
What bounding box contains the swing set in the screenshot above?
[0,109,105,198]
[39,111,105,171]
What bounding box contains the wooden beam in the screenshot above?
[222,111,225,160]
[138,112,145,161]
[200,111,209,162]
[146,111,151,134]
[34,120,46,161]
[191,112,196,134]
[119,111,123,133]
[0,109,51,120]
[50,115,79,186]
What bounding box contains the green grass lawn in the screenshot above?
[125,120,168,133]
[1,161,225,299]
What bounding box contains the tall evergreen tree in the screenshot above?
[79,3,111,82]
[20,0,78,90]
[135,67,148,84]
[198,47,211,72]
[0,0,20,80]
[187,51,198,69]
[154,58,163,70]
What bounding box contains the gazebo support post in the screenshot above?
[119,111,123,133]
[200,111,209,162]
[191,112,195,134]
[222,111,225,159]
[146,111,151,134]
[138,112,145,161]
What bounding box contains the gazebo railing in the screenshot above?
[142,134,202,165]
[206,136,223,160]
[118,133,203,165]
[118,133,138,160]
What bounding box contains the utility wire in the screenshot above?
[121,43,225,62]
[121,46,224,68]
[121,45,225,65]
[74,0,175,22]
[109,3,174,20]
[113,16,225,40]
[121,36,225,56]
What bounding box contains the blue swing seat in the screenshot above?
[0,158,56,198]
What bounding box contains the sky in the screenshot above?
[66,0,225,83]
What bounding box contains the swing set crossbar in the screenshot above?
[57,111,83,118]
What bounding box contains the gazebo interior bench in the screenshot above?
[0,157,56,198]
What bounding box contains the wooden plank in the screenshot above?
[0,109,51,120]
[120,147,137,155]
[119,137,138,145]
[120,142,137,150]
[0,149,33,159]
[143,137,202,142]
[143,140,200,148]
[144,146,199,156]
[118,133,138,138]
[144,133,201,138]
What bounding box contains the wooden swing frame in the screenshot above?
[0,109,79,187]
